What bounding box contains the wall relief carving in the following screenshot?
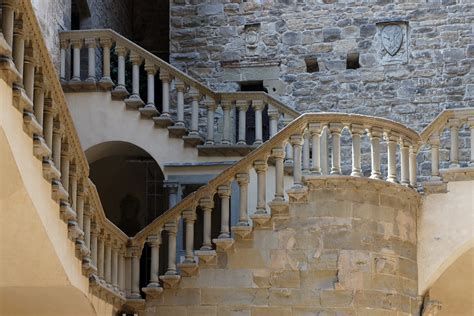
[376,21,408,64]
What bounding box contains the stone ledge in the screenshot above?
[197,144,256,157]
[440,166,474,182]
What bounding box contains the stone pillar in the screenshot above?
[268,106,279,137]
[205,97,217,145]
[1,0,14,49]
[236,100,249,144]
[329,123,343,175]
[320,127,329,175]
[146,233,162,287]
[429,132,441,180]
[69,165,78,211]
[33,74,45,127]
[236,173,250,224]
[272,147,285,201]
[164,181,179,208]
[83,203,92,252]
[105,236,112,285]
[159,69,171,118]
[217,184,231,238]
[221,99,232,145]
[400,139,410,186]
[52,121,62,170]
[112,243,119,291]
[199,197,214,250]
[309,123,322,175]
[448,118,460,168]
[59,39,68,83]
[385,132,399,183]
[143,61,157,108]
[97,232,105,280]
[290,134,303,187]
[12,17,25,77]
[409,145,418,188]
[76,183,84,230]
[130,246,141,298]
[165,222,178,275]
[368,127,383,180]
[60,145,70,197]
[118,249,125,294]
[302,130,310,173]
[175,78,186,127]
[23,52,35,101]
[125,249,132,297]
[70,39,82,83]
[99,38,113,87]
[112,44,129,97]
[252,100,264,145]
[189,88,200,136]
[90,222,98,269]
[43,99,54,150]
[254,160,268,214]
[182,210,196,262]
[350,124,364,177]
[84,38,96,84]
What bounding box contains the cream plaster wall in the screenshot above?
[418,180,474,296]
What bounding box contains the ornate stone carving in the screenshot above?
[381,25,403,56]
[376,21,408,64]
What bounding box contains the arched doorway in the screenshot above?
[86,141,167,236]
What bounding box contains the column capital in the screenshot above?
[69,38,83,49]
[252,99,265,111]
[14,18,24,36]
[84,37,97,48]
[236,100,249,111]
[468,117,474,128]
[144,61,157,74]
[235,172,250,185]
[368,127,384,139]
[217,184,231,198]
[308,122,323,135]
[350,123,365,135]
[400,137,412,147]
[60,39,70,49]
[90,222,99,234]
[147,233,162,247]
[99,37,113,48]
[220,99,233,111]
[182,209,197,221]
[83,203,93,216]
[164,221,178,234]
[175,78,186,92]
[268,106,280,120]
[289,134,303,146]
[205,96,217,111]
[127,245,142,258]
[328,122,344,134]
[129,51,143,65]
[253,159,268,173]
[53,120,63,135]
[114,44,128,57]
[61,142,70,157]
[163,181,179,194]
[77,181,85,196]
[159,69,171,82]
[384,131,400,142]
[189,87,200,100]
[199,197,214,210]
[448,118,461,128]
[271,147,286,159]
[44,98,56,115]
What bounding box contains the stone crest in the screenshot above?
[245,30,258,49]
[381,25,403,56]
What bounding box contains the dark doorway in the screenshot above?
[238,81,270,144]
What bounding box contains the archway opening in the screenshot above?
[86,141,167,236]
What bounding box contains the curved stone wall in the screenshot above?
[145,177,420,315]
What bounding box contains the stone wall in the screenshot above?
[145,177,420,315]
[169,0,473,132]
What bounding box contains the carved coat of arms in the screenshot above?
[381,25,403,56]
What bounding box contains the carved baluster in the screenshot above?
[83,202,92,261]
[175,78,186,126]
[290,134,304,187]
[160,221,181,288]
[254,160,268,213]
[33,74,44,126]
[1,0,15,49]
[272,147,285,201]
[98,37,113,89]
[125,249,132,297]
[350,124,364,177]
[69,39,82,84]
[13,17,25,77]
[409,145,417,188]
[155,69,172,125]
[112,241,119,291]
[143,61,157,111]
[23,48,35,101]
[449,118,460,168]
[59,39,68,83]
[76,181,84,231]
[199,197,214,250]
[52,120,62,171]
[105,237,112,285]
[97,231,105,282]
[217,184,231,238]
[84,38,96,86]
[111,44,129,98]
[69,165,78,211]
[236,100,249,144]
[177,209,199,276]
[126,52,144,108]
[320,127,329,175]
[252,100,264,145]
[221,99,232,144]
[43,98,54,150]
[205,97,217,145]
[188,88,200,137]
[268,106,279,137]
[90,222,98,269]
[130,246,141,298]
[368,127,383,180]
[429,131,441,180]
[236,173,250,224]
[118,248,125,295]
[60,144,70,200]
[143,233,162,295]
[400,139,410,186]
[385,132,399,183]
[329,123,343,175]
[302,130,310,173]
[309,123,322,175]
[283,117,294,166]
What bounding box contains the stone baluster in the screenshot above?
[268,106,279,137]
[98,37,113,88]
[448,118,460,168]
[43,98,54,150]
[368,127,383,179]
[254,160,268,214]
[320,127,329,175]
[125,249,132,297]
[290,134,304,187]
[429,131,441,180]
[236,100,249,144]
[158,69,172,120]
[236,173,250,224]
[112,44,129,98]
[385,132,399,183]
[143,61,157,110]
[182,210,196,263]
[409,146,417,188]
[165,222,178,275]
[84,38,96,85]
[283,117,294,166]
[329,123,343,175]
[252,100,264,145]
[1,0,15,49]
[469,118,474,166]
[271,148,285,203]
[13,17,25,77]
[350,124,364,177]
[59,39,68,83]
[189,88,200,136]
[309,123,322,175]
[175,78,186,126]
[83,203,92,256]
[69,39,82,84]
[118,248,125,294]
[221,99,232,145]
[33,74,45,125]
[76,182,84,230]
[105,236,112,284]
[60,144,70,199]
[52,120,62,170]
[90,221,98,269]
[69,165,78,211]
[302,130,310,173]
[97,231,105,281]
[145,233,162,289]
[199,197,214,250]
[112,242,119,291]
[127,53,147,110]
[400,139,410,186]
[130,246,142,298]
[23,49,35,101]
[205,97,217,145]
[164,181,179,208]
[217,184,231,238]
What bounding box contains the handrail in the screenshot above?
[58,29,300,119]
[420,108,474,142]
[133,112,421,243]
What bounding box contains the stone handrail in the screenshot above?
[2,0,130,304]
[419,107,474,181]
[58,29,299,147]
[129,112,420,293]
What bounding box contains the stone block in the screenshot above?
[197,4,224,16]
[320,290,354,307]
[268,288,322,307]
[149,306,187,316]
[300,269,338,290]
[161,288,201,306]
[217,306,251,316]
[227,248,268,269]
[398,257,417,280]
[282,32,302,45]
[187,305,218,316]
[251,307,292,316]
[323,28,341,42]
[270,270,301,288]
[352,203,395,223]
[201,288,269,305]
